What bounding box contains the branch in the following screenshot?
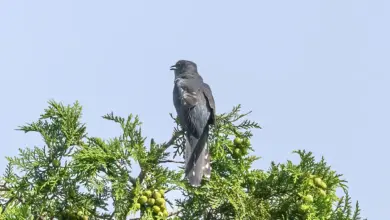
[159,160,185,164]
[128,210,181,220]
[168,210,181,217]
[162,131,181,150]
[1,197,14,214]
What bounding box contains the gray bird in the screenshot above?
[170,60,216,187]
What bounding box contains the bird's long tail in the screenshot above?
[184,126,211,187]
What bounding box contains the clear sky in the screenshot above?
[0,0,388,218]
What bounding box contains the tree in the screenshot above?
[0,100,365,220]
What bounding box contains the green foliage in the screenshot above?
[0,101,365,220]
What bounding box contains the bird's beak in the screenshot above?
[170,65,177,70]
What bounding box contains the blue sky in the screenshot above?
[1,0,389,218]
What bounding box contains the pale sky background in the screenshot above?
[1,1,389,219]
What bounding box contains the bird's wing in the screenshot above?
[202,83,216,125]
[176,80,209,139]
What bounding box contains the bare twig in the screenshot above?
[159,160,185,164]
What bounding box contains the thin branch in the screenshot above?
[168,210,181,217]
[128,210,181,220]
[162,131,181,150]
[1,197,14,214]
[159,160,185,164]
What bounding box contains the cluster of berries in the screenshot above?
[299,176,328,213]
[231,137,251,158]
[137,189,168,218]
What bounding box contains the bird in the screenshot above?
[170,60,216,187]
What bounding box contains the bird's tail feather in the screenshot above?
[184,126,210,187]
[203,142,211,179]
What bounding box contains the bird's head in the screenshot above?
[170,60,198,77]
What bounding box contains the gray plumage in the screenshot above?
[170,60,215,187]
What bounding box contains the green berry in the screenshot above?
[234,137,243,145]
[138,196,148,205]
[143,190,152,198]
[314,177,327,189]
[158,189,165,196]
[152,205,161,213]
[155,198,165,206]
[303,194,314,203]
[314,177,321,185]
[318,189,326,196]
[163,210,169,217]
[134,203,141,210]
[153,191,162,199]
[147,198,155,205]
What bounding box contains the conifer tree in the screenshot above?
[0,100,365,219]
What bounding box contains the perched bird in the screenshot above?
[170,60,216,187]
